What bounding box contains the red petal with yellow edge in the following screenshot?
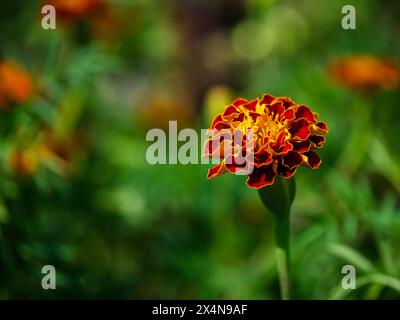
[260,94,275,105]
[310,121,328,134]
[243,98,258,111]
[222,105,239,120]
[255,150,273,167]
[290,119,310,140]
[232,98,248,107]
[304,151,321,168]
[272,140,293,155]
[269,101,284,116]
[292,140,311,153]
[296,105,317,123]
[211,114,223,127]
[282,108,295,121]
[207,163,228,179]
[283,151,303,169]
[309,135,326,148]
[246,166,275,189]
[277,163,297,178]
[316,121,328,132]
[214,121,230,131]
[276,97,296,108]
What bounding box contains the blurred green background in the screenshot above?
[1,0,400,299]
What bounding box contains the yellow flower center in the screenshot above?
[232,103,291,150]
[256,113,289,149]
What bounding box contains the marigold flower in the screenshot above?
[0,60,33,108]
[204,94,328,189]
[329,55,399,91]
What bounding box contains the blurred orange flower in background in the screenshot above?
[204,94,328,189]
[46,0,121,40]
[329,55,400,92]
[9,131,81,177]
[9,148,39,176]
[48,0,108,22]
[0,60,33,109]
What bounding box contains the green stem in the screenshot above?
[273,212,291,300]
[258,177,295,300]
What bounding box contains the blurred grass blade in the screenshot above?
[369,136,400,195]
[328,243,376,273]
[331,273,400,300]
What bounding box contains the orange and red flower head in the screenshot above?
[204,94,328,189]
[329,55,399,92]
[0,60,33,109]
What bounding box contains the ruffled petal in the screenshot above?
[222,105,240,121]
[246,166,275,189]
[260,94,275,105]
[243,98,258,111]
[207,163,228,179]
[309,135,326,148]
[292,140,311,153]
[310,121,328,135]
[304,151,321,169]
[277,163,297,178]
[283,151,303,169]
[289,119,310,140]
[232,98,248,107]
[296,105,317,123]
[282,108,295,121]
[276,97,296,108]
[268,101,284,117]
